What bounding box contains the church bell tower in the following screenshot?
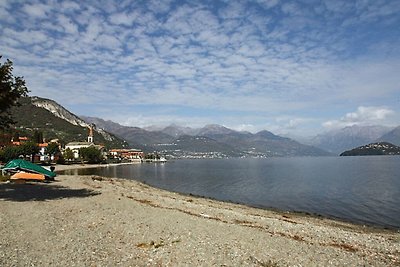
[88,124,94,143]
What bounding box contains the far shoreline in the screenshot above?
[54,161,140,172]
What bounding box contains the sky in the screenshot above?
[1,0,399,137]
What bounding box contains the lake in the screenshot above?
[60,156,400,229]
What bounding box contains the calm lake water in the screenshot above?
[60,156,400,229]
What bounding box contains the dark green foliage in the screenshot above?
[12,97,90,143]
[0,130,12,147]
[56,156,65,164]
[45,142,60,156]
[340,142,400,156]
[0,57,29,129]
[33,130,44,144]
[0,142,40,163]
[10,97,126,148]
[20,141,39,159]
[0,146,21,163]
[64,148,74,161]
[79,146,103,164]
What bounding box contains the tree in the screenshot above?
[20,141,39,161]
[45,142,60,156]
[0,146,22,163]
[64,148,74,161]
[0,131,12,147]
[0,56,29,129]
[33,130,43,144]
[79,146,102,164]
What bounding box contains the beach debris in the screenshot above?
[91,175,103,181]
[327,242,358,252]
[249,256,279,267]
[136,240,164,249]
[136,239,181,250]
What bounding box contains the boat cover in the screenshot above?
[1,159,56,179]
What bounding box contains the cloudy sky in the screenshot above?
[1,0,399,136]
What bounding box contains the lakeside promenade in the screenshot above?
[0,164,399,266]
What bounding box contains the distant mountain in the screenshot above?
[160,124,197,137]
[251,131,328,156]
[84,117,330,157]
[10,97,127,148]
[340,142,400,156]
[378,126,400,146]
[82,116,174,152]
[311,125,392,154]
[143,125,165,132]
[190,127,330,157]
[196,124,237,136]
[80,116,126,134]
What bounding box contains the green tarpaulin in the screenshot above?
[1,159,56,179]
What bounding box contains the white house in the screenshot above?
[65,141,97,159]
[64,125,103,159]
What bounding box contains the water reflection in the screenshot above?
[60,157,400,229]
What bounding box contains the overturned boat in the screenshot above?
[1,159,56,181]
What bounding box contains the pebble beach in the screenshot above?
[0,164,399,266]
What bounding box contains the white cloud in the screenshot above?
[57,14,79,35]
[3,28,49,45]
[230,124,259,133]
[256,0,280,9]
[22,3,51,18]
[1,0,399,135]
[61,1,81,12]
[96,34,121,50]
[147,0,172,14]
[281,2,303,15]
[82,18,103,42]
[109,12,136,26]
[323,0,352,13]
[323,106,395,130]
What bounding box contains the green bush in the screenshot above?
[79,146,103,164]
[0,146,22,163]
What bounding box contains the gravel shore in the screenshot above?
[1,164,399,266]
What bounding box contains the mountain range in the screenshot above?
[310,125,395,154]
[82,116,331,157]
[82,115,400,156]
[8,96,399,157]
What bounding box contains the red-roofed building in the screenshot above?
[109,149,144,162]
[11,136,29,146]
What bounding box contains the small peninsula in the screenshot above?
[340,142,400,156]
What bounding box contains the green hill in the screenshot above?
[9,97,127,149]
[340,142,400,156]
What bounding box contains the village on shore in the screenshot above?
[0,124,169,167]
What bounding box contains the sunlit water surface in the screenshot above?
[61,156,400,229]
